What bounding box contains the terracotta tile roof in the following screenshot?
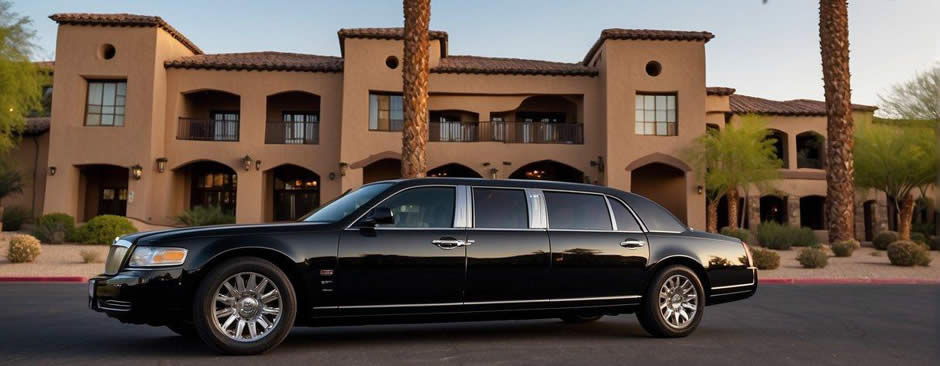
[49,13,202,55]
[432,55,598,77]
[730,94,877,116]
[165,52,343,73]
[338,27,448,56]
[706,87,735,96]
[583,28,715,64]
[23,117,50,135]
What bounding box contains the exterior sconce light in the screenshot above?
[131,164,143,180]
[590,156,605,173]
[242,155,253,171]
[489,168,499,180]
[49,166,56,176]
[502,161,512,166]
[338,162,349,177]
[696,185,704,195]
[156,157,168,173]
[328,172,337,180]
[255,160,262,171]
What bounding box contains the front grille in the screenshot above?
[104,242,130,275]
[98,299,132,312]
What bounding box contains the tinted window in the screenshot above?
[608,197,643,232]
[304,183,392,222]
[376,187,455,228]
[473,188,528,228]
[545,192,612,230]
[626,196,686,232]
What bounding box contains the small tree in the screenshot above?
[877,65,939,120]
[0,0,44,153]
[855,122,937,240]
[685,115,781,232]
[0,158,24,231]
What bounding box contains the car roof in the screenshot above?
[375,177,640,198]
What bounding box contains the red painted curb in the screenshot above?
[0,276,88,283]
[760,278,940,285]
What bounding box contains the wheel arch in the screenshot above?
[646,255,712,298]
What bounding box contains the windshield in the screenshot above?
[302,183,393,223]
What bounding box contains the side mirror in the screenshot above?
[361,207,394,226]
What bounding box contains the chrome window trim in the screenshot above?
[470,186,533,230]
[604,196,619,231]
[344,227,466,231]
[467,227,546,232]
[345,184,459,230]
[525,188,547,229]
[454,185,471,228]
[606,195,649,233]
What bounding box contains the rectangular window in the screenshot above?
[635,93,676,136]
[210,111,240,141]
[544,192,612,230]
[85,80,127,126]
[282,111,319,144]
[376,187,455,228]
[473,188,529,229]
[369,93,403,131]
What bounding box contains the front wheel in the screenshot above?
[192,257,296,355]
[636,265,704,337]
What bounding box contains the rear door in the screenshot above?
[546,192,649,300]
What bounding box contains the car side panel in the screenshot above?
[645,232,755,292]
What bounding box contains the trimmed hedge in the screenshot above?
[887,240,931,266]
[7,234,41,263]
[830,240,859,257]
[176,206,235,226]
[33,213,77,243]
[796,247,828,268]
[2,206,32,231]
[749,246,780,270]
[756,222,818,250]
[872,231,898,250]
[720,227,752,243]
[75,215,137,244]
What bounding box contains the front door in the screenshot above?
[97,187,127,216]
[336,186,466,308]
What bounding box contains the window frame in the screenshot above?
[470,186,535,230]
[368,92,404,132]
[605,195,647,233]
[350,184,461,230]
[541,190,615,231]
[84,79,127,127]
[634,92,678,137]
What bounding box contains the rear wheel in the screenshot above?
[636,265,704,337]
[192,257,296,355]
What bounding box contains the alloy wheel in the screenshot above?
[658,274,698,329]
[211,272,282,342]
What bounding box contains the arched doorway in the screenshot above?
[268,164,320,221]
[796,131,825,169]
[77,164,129,221]
[175,161,237,215]
[428,163,482,178]
[363,158,401,184]
[766,129,789,168]
[509,160,584,183]
[179,90,241,141]
[630,162,687,224]
[863,200,877,241]
[760,195,787,224]
[265,91,320,144]
[800,195,826,229]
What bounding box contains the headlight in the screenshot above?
[128,247,188,267]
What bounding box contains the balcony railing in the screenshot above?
[429,121,583,144]
[177,118,239,141]
[265,121,320,144]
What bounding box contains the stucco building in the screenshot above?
[11,13,916,241]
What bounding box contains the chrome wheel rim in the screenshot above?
[658,274,698,329]
[212,272,282,342]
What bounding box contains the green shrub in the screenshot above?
[872,231,898,250]
[886,240,931,267]
[830,239,859,257]
[910,232,927,245]
[929,237,940,251]
[75,215,137,244]
[2,206,32,231]
[796,247,828,268]
[7,234,41,263]
[790,227,819,247]
[175,206,235,227]
[749,246,780,270]
[755,222,817,250]
[33,213,77,243]
[720,227,752,243]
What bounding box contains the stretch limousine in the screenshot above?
[89,178,757,354]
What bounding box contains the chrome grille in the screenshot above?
[105,240,131,275]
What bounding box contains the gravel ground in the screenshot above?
[0,232,107,277]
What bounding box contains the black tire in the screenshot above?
[166,322,198,338]
[192,257,297,355]
[561,313,603,323]
[636,265,705,337]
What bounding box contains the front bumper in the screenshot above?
[88,267,190,325]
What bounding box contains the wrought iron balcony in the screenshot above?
[429,121,583,144]
[177,118,239,141]
[265,121,320,144]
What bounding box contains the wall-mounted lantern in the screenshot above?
[255,160,262,171]
[590,156,605,173]
[696,185,704,195]
[49,166,56,176]
[156,157,168,173]
[489,168,499,180]
[242,155,253,171]
[338,162,349,177]
[328,172,337,180]
[131,164,143,180]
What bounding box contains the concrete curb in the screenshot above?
[0,276,88,283]
[761,278,940,285]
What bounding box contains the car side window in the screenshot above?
[608,197,643,232]
[544,191,612,230]
[375,187,455,228]
[473,188,528,229]
[625,196,686,232]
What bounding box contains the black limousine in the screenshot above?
[89,178,757,354]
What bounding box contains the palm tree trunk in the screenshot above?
[727,189,740,230]
[897,193,914,240]
[707,199,719,233]
[819,0,856,243]
[401,0,431,178]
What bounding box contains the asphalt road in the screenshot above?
[0,284,936,366]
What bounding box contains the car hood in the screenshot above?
[122,221,337,245]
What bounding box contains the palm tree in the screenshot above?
[819,0,856,243]
[400,0,431,178]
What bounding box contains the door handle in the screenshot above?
[620,240,645,249]
[432,238,474,250]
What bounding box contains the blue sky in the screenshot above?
[12,0,938,107]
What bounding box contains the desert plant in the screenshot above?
[830,239,859,257]
[749,246,780,270]
[74,215,137,244]
[79,249,102,264]
[796,247,829,268]
[756,222,792,250]
[175,206,235,227]
[720,227,752,243]
[910,232,927,245]
[2,205,31,231]
[872,231,899,250]
[33,213,76,243]
[7,234,41,263]
[790,227,819,247]
[886,240,931,266]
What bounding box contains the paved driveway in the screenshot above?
[0,284,936,365]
